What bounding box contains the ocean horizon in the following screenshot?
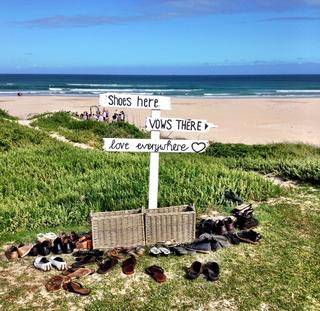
[1,74,320,98]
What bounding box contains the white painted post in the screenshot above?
[148,109,161,209]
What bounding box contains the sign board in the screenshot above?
[145,117,217,133]
[99,93,171,110]
[103,138,209,153]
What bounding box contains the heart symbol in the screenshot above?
[191,142,207,153]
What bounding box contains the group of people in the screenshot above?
[74,109,126,123]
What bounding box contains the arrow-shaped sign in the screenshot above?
[145,117,217,133]
[103,138,209,153]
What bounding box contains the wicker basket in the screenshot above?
[91,208,145,249]
[145,205,196,245]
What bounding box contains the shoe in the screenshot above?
[236,215,259,230]
[45,275,69,292]
[52,238,63,254]
[200,219,215,234]
[5,246,19,261]
[122,255,137,275]
[97,257,118,274]
[149,246,161,256]
[50,256,67,271]
[71,255,98,268]
[170,245,195,256]
[232,204,253,216]
[62,240,74,254]
[186,261,203,280]
[185,241,211,254]
[145,265,167,283]
[63,280,91,296]
[224,190,244,205]
[214,220,227,235]
[236,230,262,244]
[224,232,240,245]
[34,256,52,271]
[37,241,51,256]
[28,245,39,257]
[17,244,33,258]
[224,217,235,233]
[203,262,219,281]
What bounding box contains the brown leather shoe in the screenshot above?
[145,265,167,283]
[17,244,33,258]
[122,255,137,275]
[5,246,19,261]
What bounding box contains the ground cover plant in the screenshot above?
[206,142,320,184]
[31,111,148,148]
[0,113,319,310]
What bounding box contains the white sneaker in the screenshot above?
[34,257,52,271]
[50,256,67,271]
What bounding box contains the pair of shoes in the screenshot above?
[199,217,235,236]
[75,233,92,250]
[149,245,170,256]
[145,265,167,283]
[5,244,33,261]
[224,190,244,205]
[52,237,74,255]
[34,256,67,271]
[45,275,90,295]
[97,254,137,276]
[186,261,219,282]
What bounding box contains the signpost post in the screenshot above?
[100,92,216,210]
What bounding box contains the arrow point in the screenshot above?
[205,123,209,130]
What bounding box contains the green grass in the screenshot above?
[0,120,282,237]
[206,142,320,184]
[0,111,319,310]
[0,109,17,121]
[31,111,149,148]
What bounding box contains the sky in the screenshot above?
[1,0,320,75]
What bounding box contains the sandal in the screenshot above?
[122,255,137,275]
[65,267,95,279]
[63,280,91,296]
[145,265,167,283]
[45,275,69,292]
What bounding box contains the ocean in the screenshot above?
[0,74,320,98]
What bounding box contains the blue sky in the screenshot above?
[1,0,320,74]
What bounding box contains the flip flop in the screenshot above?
[97,257,118,274]
[145,265,167,283]
[122,255,137,275]
[63,280,91,296]
[64,267,95,279]
[45,275,69,292]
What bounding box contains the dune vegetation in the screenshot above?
[0,110,319,310]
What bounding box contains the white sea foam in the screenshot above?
[276,90,320,93]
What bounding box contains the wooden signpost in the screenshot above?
[100,92,216,210]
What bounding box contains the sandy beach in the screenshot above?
[0,96,319,145]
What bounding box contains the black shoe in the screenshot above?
[62,241,74,254]
[97,257,118,274]
[186,261,203,280]
[236,215,259,230]
[52,237,63,254]
[37,241,51,256]
[224,190,244,205]
[236,230,262,244]
[28,245,39,256]
[213,220,228,235]
[203,262,219,281]
[200,219,215,235]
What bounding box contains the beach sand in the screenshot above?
[0,96,319,145]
